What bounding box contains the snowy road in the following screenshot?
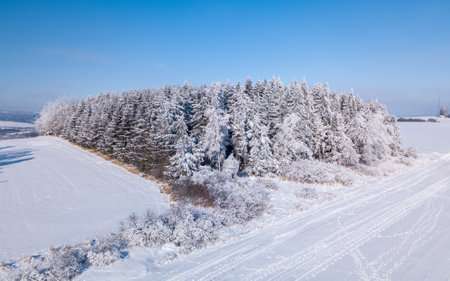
[81,155,450,280]
[0,137,169,261]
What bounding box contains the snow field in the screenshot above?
[0,121,34,129]
[0,136,170,262]
[398,117,450,153]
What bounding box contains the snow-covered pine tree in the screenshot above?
[327,96,360,166]
[266,77,284,139]
[273,112,312,166]
[165,87,200,179]
[228,82,250,170]
[35,78,405,180]
[95,93,117,154]
[190,85,210,144]
[166,137,199,180]
[246,114,277,175]
[309,84,329,161]
[199,83,230,171]
[74,99,91,146]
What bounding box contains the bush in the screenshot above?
[3,169,269,280]
[121,168,268,252]
[404,147,418,159]
[86,235,124,267]
[8,246,88,281]
[189,167,268,225]
[279,160,353,185]
[169,180,215,207]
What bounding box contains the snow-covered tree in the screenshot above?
[228,83,250,170]
[246,114,276,175]
[35,78,404,180]
[199,83,230,171]
[273,113,312,165]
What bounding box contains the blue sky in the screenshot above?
[1,0,449,116]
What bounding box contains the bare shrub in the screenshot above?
[148,163,167,180]
[297,187,318,200]
[170,180,215,207]
[404,147,418,159]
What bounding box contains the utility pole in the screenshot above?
[439,93,448,117]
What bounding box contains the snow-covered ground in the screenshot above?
[399,117,450,153]
[0,137,169,262]
[77,118,450,281]
[2,118,450,280]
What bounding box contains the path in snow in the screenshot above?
[0,136,170,261]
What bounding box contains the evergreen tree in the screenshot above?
[35,78,404,180]
[246,114,276,175]
[199,83,230,170]
[273,113,312,166]
[228,83,250,170]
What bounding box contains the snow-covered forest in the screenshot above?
[1,79,414,280]
[36,78,403,181]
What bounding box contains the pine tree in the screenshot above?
[35,78,404,179]
[228,83,250,170]
[246,114,276,175]
[199,83,230,171]
[166,137,199,180]
[273,113,312,166]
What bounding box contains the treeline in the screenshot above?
[36,78,403,180]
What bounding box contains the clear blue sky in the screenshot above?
[1,0,449,116]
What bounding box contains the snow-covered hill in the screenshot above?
[0,137,169,261]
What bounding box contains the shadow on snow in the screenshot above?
[0,148,34,167]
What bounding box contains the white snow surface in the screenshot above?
[2,119,450,280]
[77,118,450,281]
[0,120,34,128]
[399,117,450,153]
[0,136,169,261]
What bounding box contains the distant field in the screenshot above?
[398,117,450,153]
[0,111,39,123]
[0,120,35,128]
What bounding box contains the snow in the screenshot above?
[77,118,450,281]
[2,118,450,280]
[0,120,34,128]
[0,136,169,262]
[398,117,450,153]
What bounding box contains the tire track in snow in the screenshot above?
[259,178,449,281]
[350,199,443,281]
[167,159,441,281]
